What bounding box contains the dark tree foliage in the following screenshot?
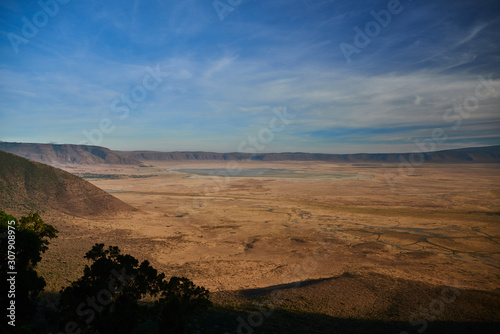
[58,243,162,334]
[58,243,212,334]
[0,211,58,332]
[157,277,212,334]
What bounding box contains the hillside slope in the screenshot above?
[0,150,136,216]
[208,272,500,334]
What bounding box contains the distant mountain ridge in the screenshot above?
[0,150,136,216]
[1,142,499,166]
[0,142,141,166]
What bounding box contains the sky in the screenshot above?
[0,0,499,154]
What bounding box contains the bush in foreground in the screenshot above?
[0,211,58,332]
[57,243,212,334]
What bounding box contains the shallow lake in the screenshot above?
[167,168,373,180]
[167,168,293,176]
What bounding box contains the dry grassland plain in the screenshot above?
[37,161,500,302]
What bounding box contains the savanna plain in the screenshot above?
[37,161,500,332]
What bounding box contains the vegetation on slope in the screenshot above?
[0,210,498,333]
[0,211,211,334]
[0,211,58,332]
[0,150,136,216]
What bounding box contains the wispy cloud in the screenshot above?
[0,0,499,153]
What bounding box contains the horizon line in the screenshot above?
[0,141,499,156]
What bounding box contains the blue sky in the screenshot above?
[1,0,499,153]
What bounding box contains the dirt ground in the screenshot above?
[37,161,500,298]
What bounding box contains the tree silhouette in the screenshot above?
[58,243,211,334]
[157,276,211,334]
[0,211,58,332]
